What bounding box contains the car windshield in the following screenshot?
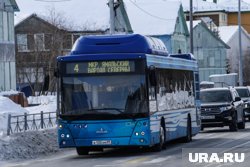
[200,90,232,103]
[236,88,250,98]
[60,74,147,118]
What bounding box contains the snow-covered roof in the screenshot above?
[218,26,238,43]
[176,0,224,12]
[218,0,250,12]
[177,0,250,13]
[123,0,181,35]
[218,25,250,43]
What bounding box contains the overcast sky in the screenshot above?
[14,0,250,26]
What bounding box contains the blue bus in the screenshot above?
[56,34,201,155]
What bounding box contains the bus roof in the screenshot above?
[58,34,198,71]
[69,34,168,56]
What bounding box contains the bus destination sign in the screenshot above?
[66,60,135,74]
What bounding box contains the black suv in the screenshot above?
[235,86,250,120]
[200,87,245,131]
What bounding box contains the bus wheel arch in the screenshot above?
[153,117,166,151]
[183,114,192,143]
[161,117,167,149]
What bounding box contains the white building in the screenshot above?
[0,0,19,91]
[218,26,250,76]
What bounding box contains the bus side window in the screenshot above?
[149,87,156,100]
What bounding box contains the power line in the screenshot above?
[128,0,176,21]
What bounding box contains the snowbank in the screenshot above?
[0,95,59,162]
[0,96,28,136]
[0,129,60,161]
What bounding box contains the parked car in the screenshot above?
[200,87,245,131]
[235,86,250,120]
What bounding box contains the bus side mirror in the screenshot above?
[148,66,156,87]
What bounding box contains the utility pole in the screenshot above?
[190,0,193,54]
[238,0,243,85]
[109,0,115,34]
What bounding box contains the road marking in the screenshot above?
[125,157,150,164]
[143,156,172,164]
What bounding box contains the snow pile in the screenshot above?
[26,95,57,114]
[28,95,56,105]
[0,129,60,161]
[0,90,20,96]
[0,96,28,136]
[0,94,60,162]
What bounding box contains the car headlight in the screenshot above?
[220,106,232,111]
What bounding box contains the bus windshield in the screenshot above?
[60,74,147,120]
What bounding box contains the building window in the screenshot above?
[8,12,14,42]
[3,11,8,41]
[17,34,28,51]
[63,34,72,50]
[0,12,3,41]
[73,34,80,43]
[34,33,45,51]
[45,34,52,50]
[209,57,215,67]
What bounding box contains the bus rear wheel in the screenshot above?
[76,147,89,155]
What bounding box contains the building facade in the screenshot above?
[15,14,104,94]
[123,0,189,54]
[0,0,19,91]
[218,26,250,84]
[190,21,229,81]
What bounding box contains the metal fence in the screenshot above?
[7,111,57,136]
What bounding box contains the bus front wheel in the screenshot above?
[76,147,89,155]
[152,126,165,152]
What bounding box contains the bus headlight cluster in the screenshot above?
[61,133,70,138]
[135,131,145,136]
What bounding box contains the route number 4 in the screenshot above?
[74,64,79,73]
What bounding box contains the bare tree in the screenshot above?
[243,54,250,85]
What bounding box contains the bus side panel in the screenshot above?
[150,108,200,144]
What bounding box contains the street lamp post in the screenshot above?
[238,0,243,86]
[109,0,115,35]
[190,0,193,54]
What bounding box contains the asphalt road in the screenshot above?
[3,123,250,167]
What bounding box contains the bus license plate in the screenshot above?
[201,115,215,119]
[92,140,112,145]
